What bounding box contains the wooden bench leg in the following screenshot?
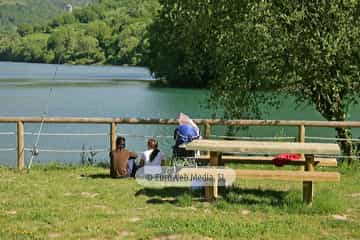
[303,154,314,205]
[303,181,313,204]
[204,151,222,201]
[205,176,218,201]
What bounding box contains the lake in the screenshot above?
[0,61,359,166]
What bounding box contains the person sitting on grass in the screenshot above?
[139,138,165,167]
[109,136,138,178]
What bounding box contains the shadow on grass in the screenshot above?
[136,187,209,206]
[221,187,289,206]
[136,187,190,198]
[136,184,342,214]
[135,187,192,204]
[146,198,178,204]
[83,173,111,179]
[82,173,141,180]
[217,186,344,215]
[136,186,290,207]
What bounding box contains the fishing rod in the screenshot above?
[27,55,62,169]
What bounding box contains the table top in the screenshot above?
[184,139,341,155]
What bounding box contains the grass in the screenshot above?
[0,163,360,239]
[0,0,26,6]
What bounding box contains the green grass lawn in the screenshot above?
[0,164,360,240]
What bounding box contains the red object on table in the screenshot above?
[272,153,301,167]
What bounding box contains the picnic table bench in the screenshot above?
[197,155,337,167]
[183,139,341,204]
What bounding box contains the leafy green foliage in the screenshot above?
[209,1,360,159]
[0,0,93,32]
[211,1,360,121]
[0,0,160,65]
[146,0,217,87]
[147,1,360,160]
[146,0,360,120]
[16,23,33,37]
[47,26,105,64]
[49,13,77,28]
[14,33,52,63]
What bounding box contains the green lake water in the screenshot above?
[0,61,359,166]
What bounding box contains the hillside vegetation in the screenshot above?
[0,0,160,65]
[0,0,93,32]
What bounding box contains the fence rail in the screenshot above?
[0,116,359,169]
[1,116,360,127]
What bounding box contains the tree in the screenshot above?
[105,0,160,65]
[73,6,100,23]
[17,23,33,37]
[72,34,105,64]
[0,34,21,61]
[146,0,216,87]
[85,20,112,50]
[47,27,105,64]
[115,22,146,65]
[208,1,360,162]
[0,0,160,66]
[47,27,77,63]
[148,0,360,160]
[50,13,77,28]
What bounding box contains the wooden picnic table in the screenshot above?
[184,139,341,204]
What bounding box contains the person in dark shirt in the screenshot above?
[109,136,137,178]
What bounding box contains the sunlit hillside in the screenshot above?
[0,0,94,32]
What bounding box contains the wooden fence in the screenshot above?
[1,116,360,169]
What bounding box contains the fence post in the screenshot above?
[303,154,314,205]
[298,124,305,143]
[203,122,212,158]
[299,124,313,203]
[204,122,211,139]
[298,124,306,171]
[110,121,117,151]
[17,121,24,170]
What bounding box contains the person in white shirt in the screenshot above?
[139,138,165,167]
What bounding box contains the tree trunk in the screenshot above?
[317,100,353,165]
[335,127,352,165]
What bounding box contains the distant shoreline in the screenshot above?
[0,61,155,81]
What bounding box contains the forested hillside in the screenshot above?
[0,0,93,32]
[0,0,160,65]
